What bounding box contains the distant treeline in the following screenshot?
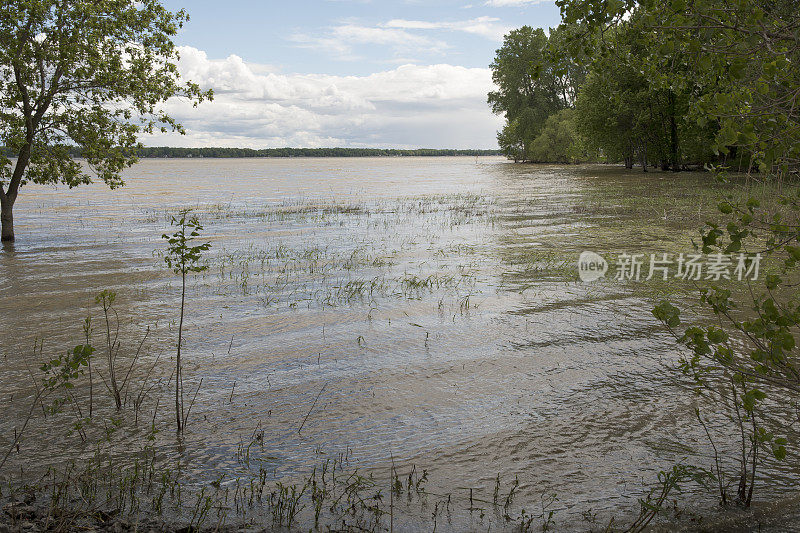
[0,146,501,159]
[137,147,501,158]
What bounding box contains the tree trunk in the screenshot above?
[176,270,186,433]
[640,141,648,172]
[668,91,679,171]
[1,196,14,242]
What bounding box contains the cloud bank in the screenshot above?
[147,47,503,149]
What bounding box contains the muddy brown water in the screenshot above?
[0,157,796,530]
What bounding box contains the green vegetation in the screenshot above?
[537,0,800,515]
[558,0,799,175]
[490,0,798,172]
[0,146,502,159]
[0,1,211,242]
[527,108,589,164]
[163,210,211,434]
[488,25,587,163]
[135,147,503,158]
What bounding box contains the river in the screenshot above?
[0,157,793,530]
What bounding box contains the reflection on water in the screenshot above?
[0,157,787,529]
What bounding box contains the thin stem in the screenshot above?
[176,269,186,433]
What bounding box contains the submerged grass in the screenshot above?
[9,166,795,531]
[0,351,553,532]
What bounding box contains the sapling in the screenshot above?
[83,314,94,417]
[0,341,93,470]
[653,171,800,507]
[96,290,122,410]
[163,209,211,433]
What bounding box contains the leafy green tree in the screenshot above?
[556,0,798,174]
[659,0,800,175]
[496,119,525,162]
[488,27,552,124]
[528,108,589,163]
[489,26,583,162]
[570,14,717,171]
[557,0,800,506]
[574,59,644,168]
[0,0,212,242]
[545,22,589,107]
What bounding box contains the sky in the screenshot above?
[147,0,562,149]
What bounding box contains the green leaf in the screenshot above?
[653,301,681,328]
[773,445,786,460]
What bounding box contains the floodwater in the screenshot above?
[0,157,795,530]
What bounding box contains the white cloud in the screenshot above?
[289,16,513,63]
[146,46,503,149]
[291,24,449,61]
[484,0,549,5]
[384,16,512,41]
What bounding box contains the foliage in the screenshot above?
[163,208,210,433]
[652,179,800,506]
[562,6,722,170]
[0,336,95,470]
[573,25,668,169]
[163,209,211,277]
[527,108,588,163]
[0,0,212,241]
[488,25,587,162]
[556,0,799,175]
[40,343,94,409]
[491,0,798,170]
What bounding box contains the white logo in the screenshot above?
[578,251,608,282]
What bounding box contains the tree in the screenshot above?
[558,0,800,505]
[489,27,567,162]
[574,59,644,168]
[556,0,799,175]
[568,13,718,171]
[496,119,525,162]
[163,209,209,434]
[528,108,589,163]
[0,0,211,242]
[489,25,589,163]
